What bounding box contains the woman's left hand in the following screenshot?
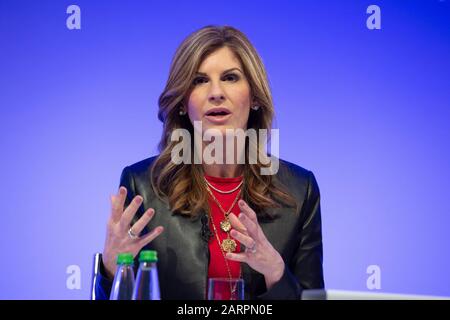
[226,199,285,290]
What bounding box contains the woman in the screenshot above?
[95,25,324,300]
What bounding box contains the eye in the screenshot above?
[192,77,208,85]
[222,73,239,82]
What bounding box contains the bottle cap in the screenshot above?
[116,253,134,265]
[139,250,158,262]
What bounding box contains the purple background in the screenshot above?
[0,0,449,299]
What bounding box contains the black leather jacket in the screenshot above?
[95,156,324,300]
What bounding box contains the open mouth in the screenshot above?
[205,108,231,117]
[205,108,232,124]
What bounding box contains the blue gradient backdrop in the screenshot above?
[0,0,449,299]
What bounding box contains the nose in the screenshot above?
[208,81,225,105]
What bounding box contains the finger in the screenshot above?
[138,226,164,247]
[129,208,155,236]
[110,195,120,222]
[120,195,143,231]
[225,252,247,263]
[238,212,259,239]
[230,229,255,249]
[238,200,258,224]
[110,187,127,222]
[228,213,247,234]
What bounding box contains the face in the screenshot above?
[187,46,252,135]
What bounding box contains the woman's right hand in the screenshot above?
[102,186,164,279]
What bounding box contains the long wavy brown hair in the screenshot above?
[150,25,298,218]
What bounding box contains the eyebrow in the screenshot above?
[195,67,243,76]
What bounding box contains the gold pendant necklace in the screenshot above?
[221,238,237,253]
[204,175,244,298]
[220,219,232,233]
[206,186,241,233]
[208,209,242,299]
[205,182,242,252]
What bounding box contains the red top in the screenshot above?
[205,174,243,300]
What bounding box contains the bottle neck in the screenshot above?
[139,261,157,269]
